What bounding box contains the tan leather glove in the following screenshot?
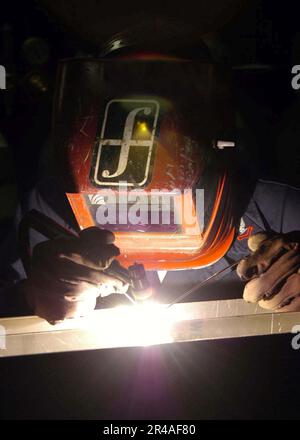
[237,232,300,311]
[21,227,129,324]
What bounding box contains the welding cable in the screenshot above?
[167,260,240,308]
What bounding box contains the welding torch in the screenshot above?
[18,209,151,305]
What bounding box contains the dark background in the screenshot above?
[1,0,300,234]
[0,335,299,420]
[0,0,300,420]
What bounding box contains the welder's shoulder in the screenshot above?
[253,179,300,232]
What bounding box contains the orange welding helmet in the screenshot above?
[53,42,238,271]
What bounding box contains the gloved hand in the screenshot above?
[237,232,300,311]
[20,227,129,324]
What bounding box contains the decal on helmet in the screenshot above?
[237,217,253,241]
[91,99,160,187]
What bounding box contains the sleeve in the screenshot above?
[0,177,76,316]
[252,180,300,234]
[280,184,300,233]
[0,201,33,317]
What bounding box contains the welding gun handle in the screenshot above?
[19,209,77,240]
[18,209,78,276]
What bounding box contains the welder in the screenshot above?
[0,33,300,325]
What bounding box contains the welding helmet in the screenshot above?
[52,31,239,271]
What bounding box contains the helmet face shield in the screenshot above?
[53,58,236,269]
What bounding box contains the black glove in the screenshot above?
[20,227,129,324]
[237,232,300,311]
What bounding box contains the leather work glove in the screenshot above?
[20,227,129,324]
[237,232,300,311]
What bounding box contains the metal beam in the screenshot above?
[0,299,299,357]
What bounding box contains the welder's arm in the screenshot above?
[237,232,300,311]
[19,227,129,324]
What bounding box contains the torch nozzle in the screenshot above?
[128,263,152,301]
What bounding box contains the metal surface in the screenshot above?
[0,299,299,358]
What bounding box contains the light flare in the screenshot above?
[81,301,187,347]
